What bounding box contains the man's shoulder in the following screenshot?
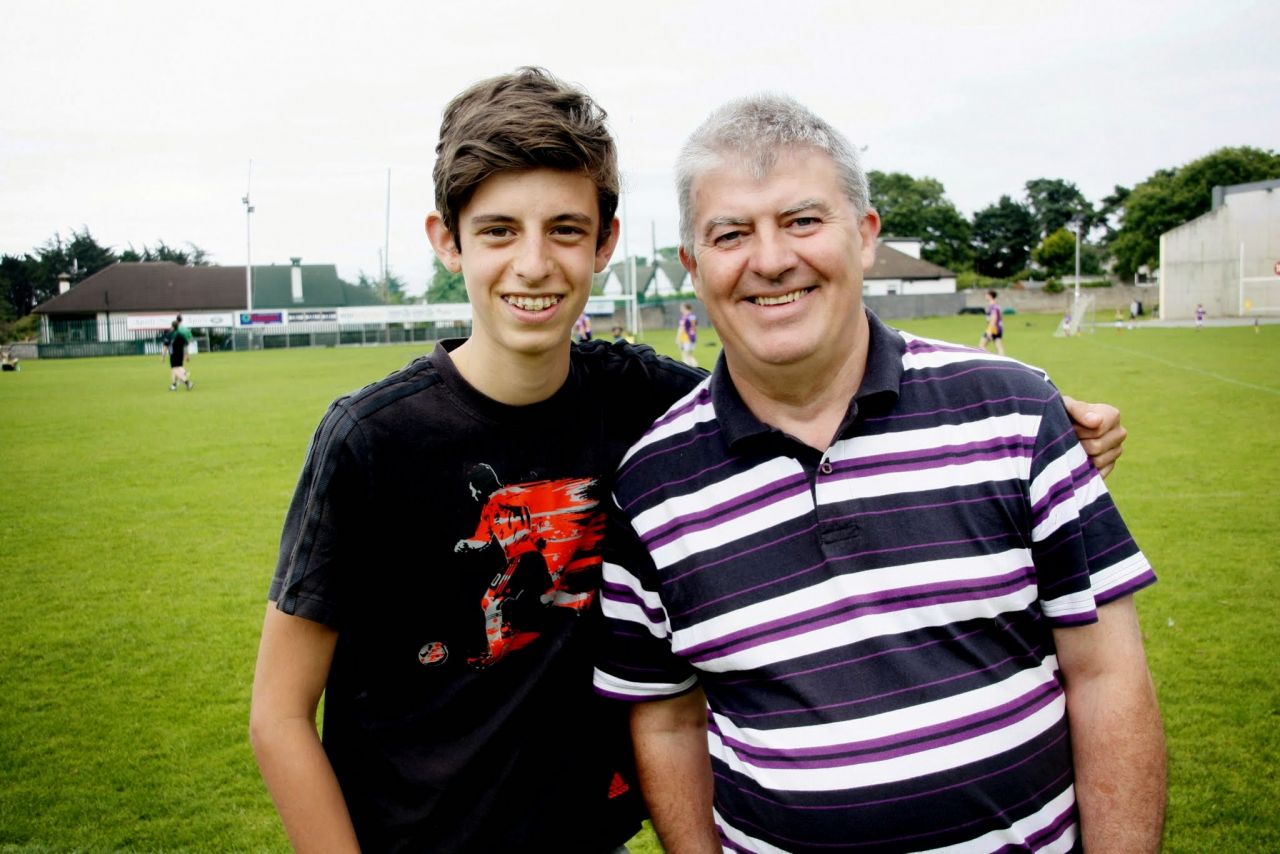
[892,329,1056,408]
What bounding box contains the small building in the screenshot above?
[864,239,957,296]
[1159,178,1280,320]
[32,258,383,354]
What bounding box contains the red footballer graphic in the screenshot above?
[455,465,605,667]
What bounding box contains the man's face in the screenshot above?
[428,168,618,363]
[680,147,879,382]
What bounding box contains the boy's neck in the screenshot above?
[449,338,572,406]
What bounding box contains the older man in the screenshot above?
[594,95,1165,852]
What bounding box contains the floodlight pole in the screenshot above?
[1074,219,1081,304]
[243,159,255,313]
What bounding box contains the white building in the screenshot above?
[1159,178,1280,320]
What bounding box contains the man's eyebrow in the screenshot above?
[780,199,832,217]
[703,216,749,239]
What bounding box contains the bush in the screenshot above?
[1044,279,1065,294]
[0,314,39,344]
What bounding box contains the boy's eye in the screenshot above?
[483,227,513,239]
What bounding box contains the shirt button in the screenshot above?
[820,462,833,475]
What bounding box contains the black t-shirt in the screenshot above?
[270,339,704,853]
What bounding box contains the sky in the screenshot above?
[3,0,1276,295]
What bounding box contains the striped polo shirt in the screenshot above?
[593,310,1155,853]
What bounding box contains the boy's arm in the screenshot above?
[631,688,720,854]
[1062,396,1126,478]
[250,605,360,853]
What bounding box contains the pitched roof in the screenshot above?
[33,262,382,315]
[867,244,954,279]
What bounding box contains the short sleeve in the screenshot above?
[268,401,370,627]
[592,501,699,701]
[1027,392,1155,628]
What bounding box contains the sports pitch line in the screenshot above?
[1083,336,1280,397]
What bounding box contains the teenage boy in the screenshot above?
[250,68,1129,852]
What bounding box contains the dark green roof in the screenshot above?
[251,265,383,308]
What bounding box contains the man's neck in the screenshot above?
[449,338,571,406]
[727,311,871,451]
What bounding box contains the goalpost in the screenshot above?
[1054,292,1096,337]
[1239,242,1280,316]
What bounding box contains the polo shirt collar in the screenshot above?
[709,308,905,451]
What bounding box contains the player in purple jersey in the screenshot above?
[980,288,1005,355]
[676,302,699,367]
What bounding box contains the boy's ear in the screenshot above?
[594,217,622,274]
[426,212,462,272]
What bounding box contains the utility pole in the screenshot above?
[242,160,255,313]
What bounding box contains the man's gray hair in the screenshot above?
[676,93,869,252]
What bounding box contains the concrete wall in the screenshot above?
[617,285,1156,335]
[1160,186,1280,320]
[962,283,1156,316]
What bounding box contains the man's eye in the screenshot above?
[790,217,820,229]
[713,230,743,246]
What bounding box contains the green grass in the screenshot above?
[1,319,1277,851]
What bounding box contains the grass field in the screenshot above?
[1,314,1277,851]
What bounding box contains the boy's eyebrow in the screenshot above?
[468,212,595,229]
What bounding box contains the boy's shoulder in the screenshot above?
[572,338,703,381]
[324,352,445,428]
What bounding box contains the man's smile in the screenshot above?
[749,288,812,307]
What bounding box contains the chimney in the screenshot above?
[58,273,71,294]
[290,257,304,303]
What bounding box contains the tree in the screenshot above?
[1096,185,1131,241]
[426,257,468,303]
[1110,146,1280,279]
[356,270,409,304]
[868,171,972,270]
[970,196,1038,278]
[1031,228,1077,276]
[1023,178,1094,239]
[0,254,37,320]
[119,240,211,266]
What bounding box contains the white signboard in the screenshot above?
[335,304,473,324]
[126,312,234,330]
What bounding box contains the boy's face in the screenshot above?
[428,168,618,364]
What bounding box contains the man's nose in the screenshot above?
[748,226,797,281]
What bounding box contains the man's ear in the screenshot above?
[426,212,462,272]
[679,245,701,297]
[859,208,882,272]
[595,217,622,273]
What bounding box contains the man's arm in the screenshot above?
[249,605,360,854]
[631,688,720,854]
[1054,596,1166,852]
[1062,396,1126,478]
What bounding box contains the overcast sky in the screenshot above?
[3,0,1276,294]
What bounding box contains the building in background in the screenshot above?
[1160,179,1280,320]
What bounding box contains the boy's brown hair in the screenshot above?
[432,67,619,249]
